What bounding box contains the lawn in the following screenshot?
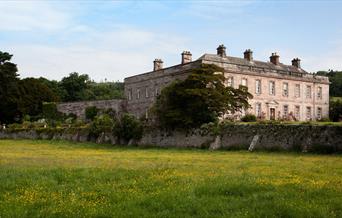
[0,140,341,218]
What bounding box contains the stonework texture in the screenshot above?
[57,99,125,119]
[124,47,329,121]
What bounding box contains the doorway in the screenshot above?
[270,108,275,120]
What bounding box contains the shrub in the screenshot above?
[241,114,257,122]
[85,106,98,121]
[113,113,143,142]
[89,114,114,137]
[42,102,58,120]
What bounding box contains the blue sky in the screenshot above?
[1,0,341,81]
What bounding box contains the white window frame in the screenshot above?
[317,107,322,120]
[255,79,261,95]
[295,84,301,98]
[283,82,289,97]
[306,106,312,120]
[255,103,261,117]
[283,105,289,118]
[137,88,140,99]
[317,87,322,100]
[227,77,234,87]
[306,85,312,99]
[241,78,247,87]
[145,87,149,98]
[295,105,300,120]
[128,89,132,101]
[269,81,275,96]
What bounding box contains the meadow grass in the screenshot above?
[0,140,341,218]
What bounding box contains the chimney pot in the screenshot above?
[181,51,192,64]
[270,52,280,65]
[217,44,226,57]
[153,59,163,71]
[244,49,253,61]
[292,58,301,68]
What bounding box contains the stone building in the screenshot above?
[124,44,329,121]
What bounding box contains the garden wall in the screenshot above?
[57,99,125,119]
[0,124,341,153]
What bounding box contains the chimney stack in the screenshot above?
[181,51,192,64]
[153,59,163,71]
[244,49,253,61]
[217,44,226,57]
[291,58,301,68]
[270,52,280,65]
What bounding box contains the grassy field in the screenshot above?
[0,140,341,218]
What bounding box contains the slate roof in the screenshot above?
[197,54,308,74]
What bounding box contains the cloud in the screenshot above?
[0,1,70,31]
[4,26,189,81]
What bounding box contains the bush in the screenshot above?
[85,106,98,121]
[241,114,257,122]
[42,102,58,120]
[113,113,143,142]
[89,114,114,137]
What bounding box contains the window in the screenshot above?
[295,106,300,120]
[145,87,149,98]
[283,82,289,97]
[155,87,159,96]
[269,81,275,95]
[241,78,247,87]
[295,84,300,98]
[283,105,289,118]
[255,103,261,117]
[317,87,322,100]
[227,77,234,87]
[306,106,312,120]
[306,85,312,98]
[137,88,140,99]
[128,89,132,101]
[317,107,322,120]
[255,80,261,95]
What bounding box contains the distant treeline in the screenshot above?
[316,70,342,97]
[0,51,123,123]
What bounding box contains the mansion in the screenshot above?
[124,44,329,121]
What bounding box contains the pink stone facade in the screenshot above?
[124,45,329,121]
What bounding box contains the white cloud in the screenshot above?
[0,1,70,31]
[3,26,189,81]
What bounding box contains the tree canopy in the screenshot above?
[316,70,342,97]
[153,64,253,129]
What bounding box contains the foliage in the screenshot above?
[85,106,98,121]
[153,64,252,129]
[241,114,257,122]
[18,78,59,118]
[60,72,90,102]
[316,70,342,97]
[89,114,114,137]
[42,102,58,120]
[0,51,20,123]
[113,113,143,141]
[330,99,342,122]
[0,140,341,217]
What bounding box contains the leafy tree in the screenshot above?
[60,72,90,101]
[0,51,20,123]
[113,113,143,141]
[153,64,252,129]
[85,106,98,121]
[18,78,59,119]
[316,70,342,97]
[330,99,342,121]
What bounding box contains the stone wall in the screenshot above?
[1,124,341,153]
[57,99,125,119]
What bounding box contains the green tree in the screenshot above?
[18,78,60,119]
[0,51,20,123]
[316,70,342,97]
[153,64,253,129]
[330,99,342,121]
[60,72,90,101]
